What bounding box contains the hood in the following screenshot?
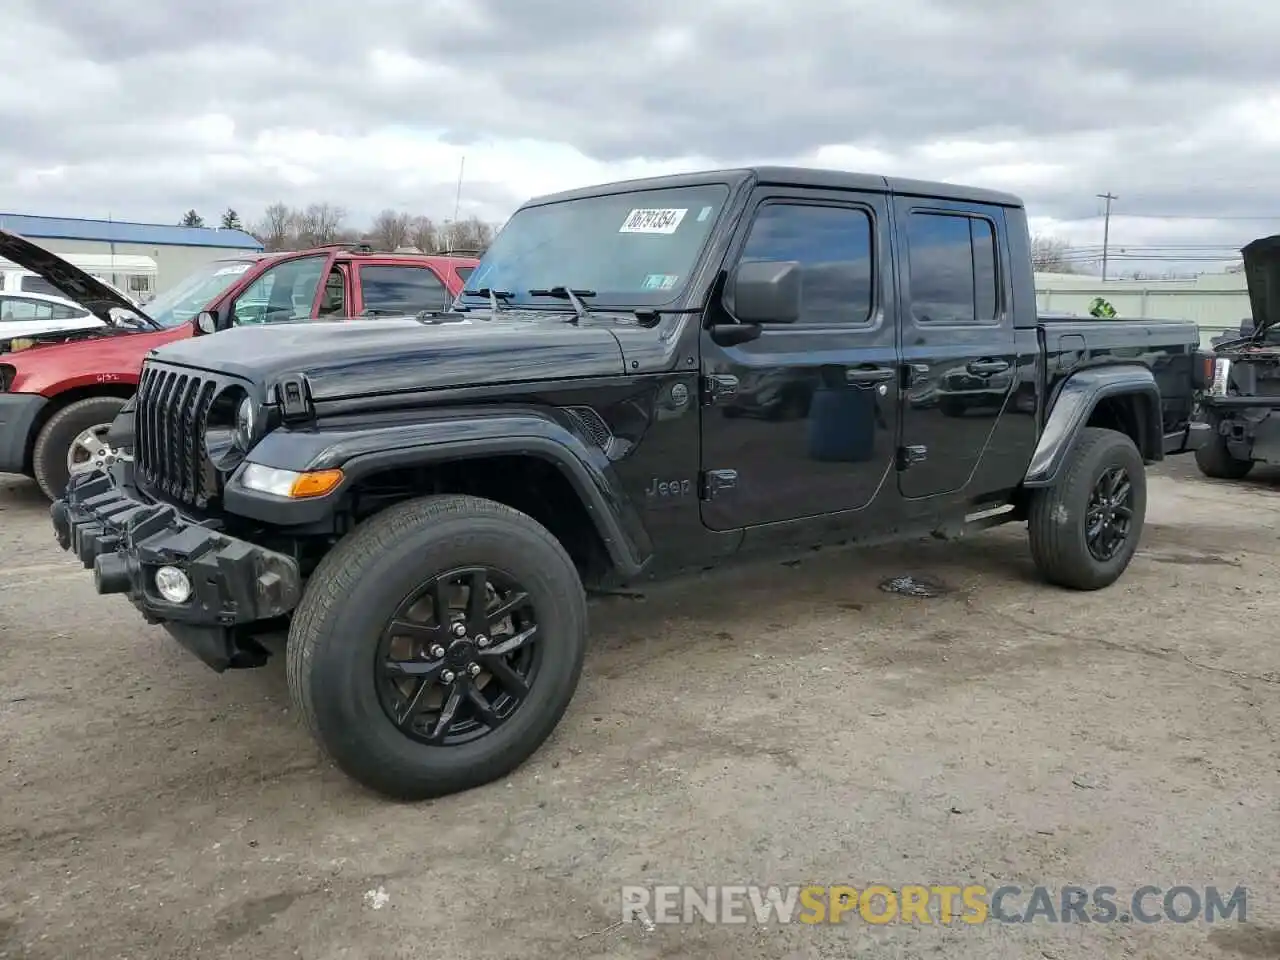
[0,228,156,328]
[149,315,627,401]
[1241,234,1280,334]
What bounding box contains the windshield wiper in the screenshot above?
[528,286,595,322]
[461,287,514,319]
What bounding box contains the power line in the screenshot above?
[1047,212,1280,222]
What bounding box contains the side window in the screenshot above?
[231,255,328,325]
[0,297,52,321]
[455,266,475,284]
[50,303,89,320]
[0,297,21,321]
[359,265,448,316]
[738,203,874,325]
[316,267,347,317]
[906,212,1000,325]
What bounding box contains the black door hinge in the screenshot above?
[699,469,738,500]
[897,445,927,469]
[276,375,313,423]
[701,374,739,405]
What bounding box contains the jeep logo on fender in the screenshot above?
[646,477,692,498]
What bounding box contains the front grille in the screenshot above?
[135,363,221,508]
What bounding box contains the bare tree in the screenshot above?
[408,215,439,253]
[1030,235,1079,273]
[253,202,293,251]
[440,215,496,252]
[292,203,347,247]
[369,209,412,251]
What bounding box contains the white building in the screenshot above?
[0,213,263,300]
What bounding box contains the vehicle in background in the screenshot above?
[0,255,152,305]
[50,165,1210,802]
[0,290,105,338]
[0,232,477,498]
[1195,234,1280,480]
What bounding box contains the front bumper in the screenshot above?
[50,464,302,671]
[0,393,46,474]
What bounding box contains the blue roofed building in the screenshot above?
[0,213,264,301]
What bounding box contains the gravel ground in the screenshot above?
[2,458,1279,960]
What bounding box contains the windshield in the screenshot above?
[144,259,257,328]
[459,183,730,309]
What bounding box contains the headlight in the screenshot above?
[204,387,256,470]
[235,396,257,449]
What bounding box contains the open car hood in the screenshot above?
[1241,234,1280,334]
[0,228,156,329]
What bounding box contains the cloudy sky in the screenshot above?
[2,0,1278,275]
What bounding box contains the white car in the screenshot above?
[0,290,104,338]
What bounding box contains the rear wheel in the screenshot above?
[1193,426,1253,480]
[1028,427,1146,590]
[31,396,130,500]
[287,493,588,801]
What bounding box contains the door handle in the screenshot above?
[966,359,1010,376]
[845,367,895,385]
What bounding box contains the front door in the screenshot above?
[226,253,336,326]
[893,199,1018,499]
[699,188,900,531]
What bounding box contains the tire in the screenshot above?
[31,396,128,500]
[287,493,588,801]
[1027,426,1146,591]
[1193,428,1253,480]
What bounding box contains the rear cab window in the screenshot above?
[904,211,1001,325]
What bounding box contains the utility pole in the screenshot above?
[1096,192,1117,281]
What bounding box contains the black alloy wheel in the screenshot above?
[376,565,541,747]
[1085,465,1134,562]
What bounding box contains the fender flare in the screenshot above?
[1023,365,1162,488]
[223,407,652,577]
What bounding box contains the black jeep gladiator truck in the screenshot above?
[48,166,1211,801]
[1194,233,1280,479]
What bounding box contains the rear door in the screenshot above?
[892,197,1017,499]
[353,262,453,317]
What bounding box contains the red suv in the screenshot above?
[0,232,478,499]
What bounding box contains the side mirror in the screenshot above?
[724,260,801,324]
[195,310,217,335]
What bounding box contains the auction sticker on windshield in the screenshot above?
[214,263,252,276]
[620,208,687,234]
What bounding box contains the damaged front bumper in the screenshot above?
[50,465,302,671]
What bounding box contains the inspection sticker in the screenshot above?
[642,274,678,290]
[620,208,687,234]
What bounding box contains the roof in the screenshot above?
[0,213,264,250]
[525,166,1025,210]
[0,288,85,307]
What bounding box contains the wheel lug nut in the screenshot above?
[469,663,481,676]
[441,670,456,683]
[430,644,445,658]
[452,622,467,638]
[476,635,489,647]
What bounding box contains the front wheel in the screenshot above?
[1027,426,1146,590]
[31,395,130,500]
[286,493,587,801]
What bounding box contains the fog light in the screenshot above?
[155,565,192,604]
